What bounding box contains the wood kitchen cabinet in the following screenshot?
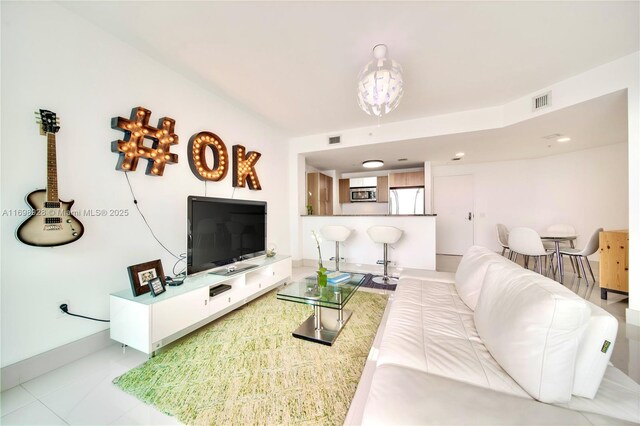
[376,176,389,203]
[389,170,425,188]
[307,172,333,215]
[339,178,350,203]
[599,230,628,299]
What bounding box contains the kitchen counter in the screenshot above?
[302,215,436,270]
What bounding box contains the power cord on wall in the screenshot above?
[59,304,110,323]
[58,173,189,321]
[124,172,184,261]
[124,172,187,281]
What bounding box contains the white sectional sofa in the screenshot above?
[346,246,640,425]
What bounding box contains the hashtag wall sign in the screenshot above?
[111,107,178,176]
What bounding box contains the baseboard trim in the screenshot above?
[1,329,113,392]
[291,259,303,268]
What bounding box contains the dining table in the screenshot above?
[540,232,577,283]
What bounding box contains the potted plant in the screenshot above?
[311,230,327,287]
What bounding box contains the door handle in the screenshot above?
[468,212,472,221]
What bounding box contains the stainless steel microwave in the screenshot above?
[350,187,377,202]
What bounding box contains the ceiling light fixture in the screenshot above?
[455,152,465,157]
[357,44,404,117]
[557,137,571,143]
[362,160,384,168]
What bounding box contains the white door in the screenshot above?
[433,175,474,255]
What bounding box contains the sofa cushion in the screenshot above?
[572,303,618,399]
[474,263,591,403]
[377,279,529,398]
[393,278,469,312]
[454,245,506,310]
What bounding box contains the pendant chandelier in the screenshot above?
[357,44,404,117]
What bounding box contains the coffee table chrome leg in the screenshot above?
[293,308,353,346]
[335,290,344,324]
[313,305,322,331]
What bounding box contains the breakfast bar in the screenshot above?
[301,214,437,270]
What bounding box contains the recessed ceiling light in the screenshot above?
[455,152,465,157]
[542,133,563,140]
[362,160,384,168]
[397,158,408,162]
[451,157,462,161]
[557,137,571,143]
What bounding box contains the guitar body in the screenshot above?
[17,189,84,247]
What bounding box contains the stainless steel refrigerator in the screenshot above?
[389,187,425,215]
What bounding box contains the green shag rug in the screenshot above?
[114,290,387,425]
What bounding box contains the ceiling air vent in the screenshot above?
[328,136,341,145]
[532,91,551,112]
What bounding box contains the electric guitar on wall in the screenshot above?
[17,110,84,247]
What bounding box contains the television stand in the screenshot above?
[109,255,292,356]
[209,264,259,277]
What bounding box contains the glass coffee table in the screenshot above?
[277,273,365,346]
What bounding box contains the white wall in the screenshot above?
[0,2,289,366]
[432,143,629,257]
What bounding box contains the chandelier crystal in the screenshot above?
[357,44,404,117]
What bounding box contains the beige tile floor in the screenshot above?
[1,255,637,425]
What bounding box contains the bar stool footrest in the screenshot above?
[373,276,399,285]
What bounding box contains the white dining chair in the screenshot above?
[496,224,510,257]
[558,228,602,285]
[508,227,555,275]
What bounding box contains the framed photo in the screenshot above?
[148,277,166,297]
[127,259,166,297]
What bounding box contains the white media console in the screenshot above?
[110,255,292,355]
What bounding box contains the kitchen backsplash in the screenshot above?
[341,202,389,215]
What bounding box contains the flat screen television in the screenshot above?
[187,196,267,275]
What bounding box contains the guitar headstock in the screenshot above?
[35,109,60,135]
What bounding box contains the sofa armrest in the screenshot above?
[359,365,595,425]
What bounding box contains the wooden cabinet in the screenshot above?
[339,178,350,203]
[376,176,389,203]
[599,230,628,299]
[389,170,425,188]
[321,173,333,215]
[307,172,333,215]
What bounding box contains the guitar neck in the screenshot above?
[46,132,59,202]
